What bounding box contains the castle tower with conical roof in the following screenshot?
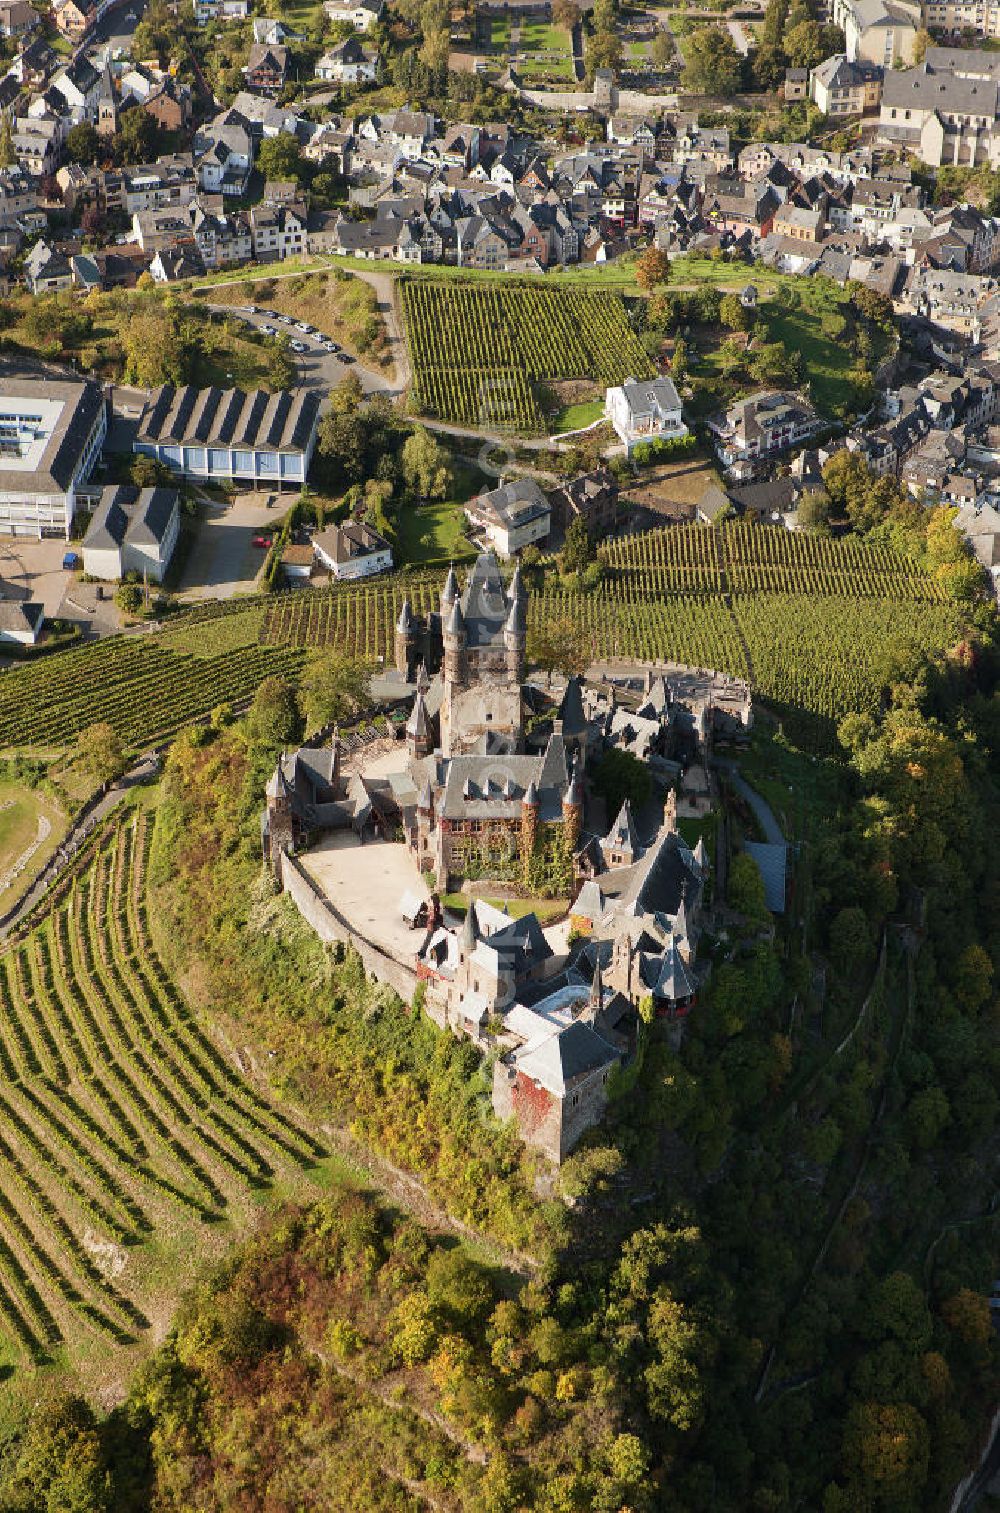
[439,552,527,757]
[395,598,417,678]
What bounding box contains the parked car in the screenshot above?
[251,535,273,548]
[260,325,277,336]
[336,352,355,364]
[290,340,307,353]
[322,341,340,353]
[294,322,310,333]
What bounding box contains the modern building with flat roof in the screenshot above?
[0,376,107,538]
[133,385,321,488]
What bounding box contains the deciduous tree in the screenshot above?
[682,26,741,96]
[401,425,451,500]
[245,675,301,748]
[636,245,671,290]
[298,650,371,734]
[78,722,123,787]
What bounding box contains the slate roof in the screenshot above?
[515,1019,618,1096]
[85,484,178,553]
[0,376,104,495]
[0,598,42,637]
[744,841,786,913]
[136,385,319,454]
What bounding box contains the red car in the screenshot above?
[252,534,273,548]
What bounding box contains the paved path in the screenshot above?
[0,753,159,938]
[721,764,784,845]
[353,268,410,397]
[727,18,751,54]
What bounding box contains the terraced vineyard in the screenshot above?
[0,525,963,757]
[258,524,961,743]
[401,280,654,432]
[0,811,322,1368]
[0,635,305,752]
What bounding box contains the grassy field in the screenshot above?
[0,783,66,919]
[552,399,605,433]
[442,892,567,923]
[395,500,477,567]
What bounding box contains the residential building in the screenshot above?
[810,55,882,116]
[243,44,289,95]
[193,118,253,195]
[132,207,197,255]
[708,390,822,474]
[316,37,379,84]
[141,77,192,132]
[322,0,384,29]
[250,197,307,261]
[0,596,43,645]
[464,478,551,557]
[149,247,205,282]
[0,2,38,39]
[133,386,321,488]
[548,469,619,535]
[784,67,808,101]
[313,519,393,579]
[193,0,248,19]
[254,17,296,43]
[24,239,72,293]
[831,0,918,66]
[81,484,180,582]
[924,0,1000,38]
[605,376,687,454]
[122,156,197,214]
[0,376,106,538]
[191,202,252,267]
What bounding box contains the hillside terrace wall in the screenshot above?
[281,852,419,1004]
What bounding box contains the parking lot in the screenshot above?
[0,538,121,637]
[206,304,363,397]
[175,490,280,601]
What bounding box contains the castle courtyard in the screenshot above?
[298,832,429,965]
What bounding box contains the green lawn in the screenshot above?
[520,56,575,78]
[552,399,605,433]
[0,780,67,917]
[520,21,569,49]
[395,500,476,568]
[191,328,272,389]
[442,893,568,923]
[490,15,511,46]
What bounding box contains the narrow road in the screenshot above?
[0,754,159,939]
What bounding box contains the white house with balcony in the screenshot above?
[605,376,688,454]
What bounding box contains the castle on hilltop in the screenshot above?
[261,551,752,1164]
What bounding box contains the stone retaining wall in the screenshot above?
[282,853,419,1004]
